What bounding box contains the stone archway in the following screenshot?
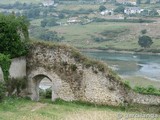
[32,74,52,101]
[27,68,63,101]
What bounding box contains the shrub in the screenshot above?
[124,80,131,89]
[70,64,77,71]
[99,5,106,12]
[134,85,160,96]
[7,77,27,96]
[146,85,156,93]
[45,88,52,98]
[39,88,46,98]
[138,35,153,48]
[0,53,11,81]
[0,82,6,101]
[141,29,147,34]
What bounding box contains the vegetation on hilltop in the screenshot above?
[0,13,29,100]
[0,13,29,58]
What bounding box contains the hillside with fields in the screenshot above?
[0,1,160,120]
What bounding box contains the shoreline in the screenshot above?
[79,48,160,56]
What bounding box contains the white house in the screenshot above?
[42,0,54,7]
[124,7,144,15]
[116,0,137,5]
[100,10,113,15]
[67,17,81,24]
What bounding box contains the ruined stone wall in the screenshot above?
[26,42,160,106]
[0,57,26,81]
[9,57,26,79]
[0,67,4,81]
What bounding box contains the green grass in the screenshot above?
[0,97,160,120]
[44,21,160,52]
[122,76,160,89]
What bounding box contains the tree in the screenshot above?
[41,19,48,27]
[138,35,153,48]
[141,29,147,34]
[136,0,141,4]
[114,6,125,13]
[0,13,29,58]
[58,13,65,19]
[140,10,149,16]
[149,9,159,16]
[146,0,150,4]
[99,5,106,12]
[39,31,63,42]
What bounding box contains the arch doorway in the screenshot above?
[39,77,52,100]
[32,74,53,101]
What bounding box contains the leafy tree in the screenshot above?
[149,9,159,16]
[114,6,125,13]
[39,31,64,42]
[140,10,149,16]
[41,19,48,27]
[0,13,29,58]
[58,13,65,19]
[141,29,147,34]
[99,5,106,12]
[41,18,58,27]
[46,18,58,26]
[146,0,150,4]
[138,35,153,48]
[136,0,141,4]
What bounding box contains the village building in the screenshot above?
[100,9,114,15]
[42,0,54,7]
[116,0,137,5]
[124,7,144,15]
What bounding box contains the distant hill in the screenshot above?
[0,0,42,4]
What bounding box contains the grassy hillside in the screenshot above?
[43,21,160,51]
[1,97,160,120]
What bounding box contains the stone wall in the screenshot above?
[0,67,4,81]
[26,42,160,107]
[9,57,26,79]
[0,57,26,82]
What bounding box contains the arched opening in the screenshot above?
[32,74,52,101]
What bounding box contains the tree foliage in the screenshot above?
[114,6,125,13]
[138,35,153,48]
[136,0,141,4]
[0,13,29,58]
[141,29,147,34]
[40,31,64,42]
[0,54,11,81]
[99,5,106,12]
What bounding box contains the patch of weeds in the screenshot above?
[70,64,77,71]
[133,85,160,96]
[123,80,131,89]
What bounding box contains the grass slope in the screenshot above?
[44,21,160,51]
[0,97,160,120]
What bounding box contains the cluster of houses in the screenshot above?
[100,7,144,16]
[100,7,160,16]
[42,0,55,7]
[116,0,137,5]
[124,7,144,15]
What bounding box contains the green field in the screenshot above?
[0,97,160,120]
[41,21,160,51]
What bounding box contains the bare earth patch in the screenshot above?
[31,102,47,112]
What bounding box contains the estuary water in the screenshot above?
[82,51,160,81]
